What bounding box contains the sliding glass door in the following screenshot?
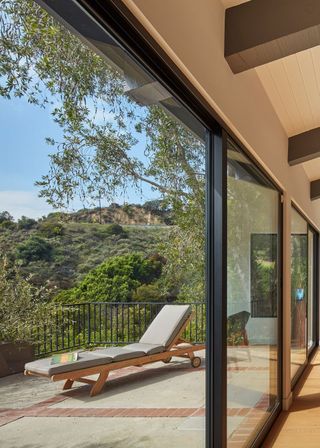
[291,207,318,383]
[226,138,281,447]
[290,208,308,380]
[13,1,209,447]
[307,228,316,354]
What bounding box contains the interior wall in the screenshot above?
[123,0,320,229]
[227,178,279,344]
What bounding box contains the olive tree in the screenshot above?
[0,0,206,301]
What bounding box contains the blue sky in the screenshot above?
[0,95,158,220]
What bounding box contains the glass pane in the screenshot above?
[308,229,314,351]
[0,2,206,447]
[227,138,280,446]
[290,208,308,380]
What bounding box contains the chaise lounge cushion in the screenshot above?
[123,343,164,355]
[25,305,193,377]
[25,351,113,376]
[92,347,145,361]
[139,304,192,348]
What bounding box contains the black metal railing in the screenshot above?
[35,302,206,357]
[250,298,277,318]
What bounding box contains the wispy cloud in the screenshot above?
[87,103,115,124]
[0,191,55,220]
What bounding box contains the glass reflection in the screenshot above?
[308,229,315,352]
[290,208,308,380]
[227,139,280,446]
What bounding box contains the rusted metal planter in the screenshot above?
[0,342,34,377]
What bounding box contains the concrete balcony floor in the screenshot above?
[0,350,206,448]
[0,345,280,448]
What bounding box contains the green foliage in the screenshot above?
[90,223,128,241]
[38,220,64,237]
[0,220,15,230]
[132,283,163,302]
[17,216,37,230]
[0,211,169,292]
[0,211,13,223]
[106,223,126,236]
[0,257,55,343]
[143,199,167,214]
[291,234,308,317]
[251,234,278,317]
[54,253,163,304]
[142,199,172,224]
[16,235,53,263]
[122,204,134,218]
[227,319,245,346]
[0,0,206,303]
[53,289,71,303]
[0,211,15,230]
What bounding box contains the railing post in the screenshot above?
[35,300,205,356]
[87,303,91,345]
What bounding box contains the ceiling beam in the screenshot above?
[288,127,320,166]
[225,0,320,73]
[311,180,320,201]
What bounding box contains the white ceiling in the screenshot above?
[257,49,320,182]
[221,0,320,182]
[301,158,320,182]
[256,48,320,138]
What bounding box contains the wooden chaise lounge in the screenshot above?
[24,305,205,397]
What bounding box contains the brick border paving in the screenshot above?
[0,404,270,423]
[0,361,272,448]
[0,364,206,427]
[227,394,271,448]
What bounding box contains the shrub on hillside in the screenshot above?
[17,216,37,230]
[122,204,135,218]
[106,223,126,236]
[38,220,64,238]
[54,253,164,304]
[0,211,14,224]
[0,220,16,230]
[16,236,53,263]
[0,257,56,344]
[132,283,163,302]
[91,224,127,240]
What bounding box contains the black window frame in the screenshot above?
[34,1,285,447]
[290,203,319,389]
[250,233,279,318]
[226,135,283,448]
[307,227,318,355]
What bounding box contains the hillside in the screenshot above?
[0,203,170,294]
[64,202,172,225]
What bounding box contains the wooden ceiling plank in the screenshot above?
[297,51,320,129]
[225,0,320,73]
[256,64,295,134]
[310,179,320,200]
[289,127,320,165]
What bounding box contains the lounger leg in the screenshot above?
[63,379,74,390]
[90,371,109,397]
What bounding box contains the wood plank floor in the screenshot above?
[263,350,320,447]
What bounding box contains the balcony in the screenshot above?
[0,301,206,448]
[0,301,282,447]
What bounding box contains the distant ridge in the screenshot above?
[0,201,171,292]
[47,201,172,226]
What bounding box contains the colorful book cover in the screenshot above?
[51,352,79,365]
